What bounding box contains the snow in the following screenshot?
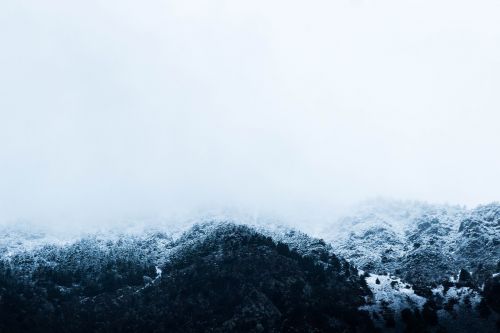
[361,273,427,312]
[432,285,482,308]
[359,273,427,331]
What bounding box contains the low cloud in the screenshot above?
[1,0,499,227]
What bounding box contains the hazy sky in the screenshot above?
[1,0,499,225]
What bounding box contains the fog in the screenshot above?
[1,0,499,228]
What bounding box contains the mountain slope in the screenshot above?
[1,202,498,333]
[0,223,376,333]
[325,200,500,331]
[327,200,499,285]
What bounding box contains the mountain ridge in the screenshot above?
[0,200,499,332]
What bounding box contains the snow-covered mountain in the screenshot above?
[324,199,500,331]
[0,222,377,332]
[326,200,499,285]
[0,200,498,332]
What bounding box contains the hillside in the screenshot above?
[326,200,500,331]
[0,223,376,333]
[0,203,498,332]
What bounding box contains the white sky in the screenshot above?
[0,0,499,225]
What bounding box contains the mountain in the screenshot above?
[326,200,499,282]
[0,201,498,332]
[0,223,376,333]
[325,199,500,331]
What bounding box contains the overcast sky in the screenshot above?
[0,0,499,226]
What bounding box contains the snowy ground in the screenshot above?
[360,273,427,331]
[362,273,427,310]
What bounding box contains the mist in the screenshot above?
[1,0,499,228]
